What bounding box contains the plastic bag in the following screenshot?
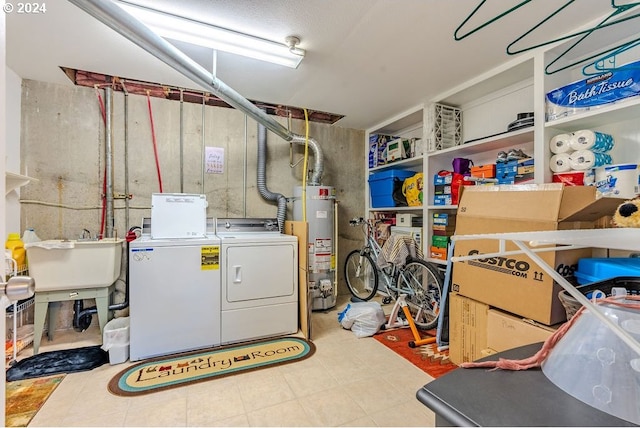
[337,301,386,338]
[403,172,423,207]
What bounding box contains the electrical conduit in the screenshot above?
[68,0,325,185]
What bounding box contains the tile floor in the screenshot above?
[21,295,437,427]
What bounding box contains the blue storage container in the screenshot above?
[368,169,416,208]
[574,257,640,285]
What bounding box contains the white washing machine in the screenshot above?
[217,218,298,345]
[129,218,221,361]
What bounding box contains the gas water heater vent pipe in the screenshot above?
[257,122,287,232]
[68,0,325,185]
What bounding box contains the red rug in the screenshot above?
[373,328,458,378]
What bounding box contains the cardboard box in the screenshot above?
[434,184,452,195]
[452,183,625,325]
[433,212,456,226]
[396,213,417,227]
[486,309,557,353]
[433,194,453,205]
[432,224,456,236]
[434,173,453,185]
[471,164,496,178]
[430,246,447,260]
[449,293,489,365]
[431,235,449,248]
[285,221,311,340]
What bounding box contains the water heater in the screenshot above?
[293,185,337,310]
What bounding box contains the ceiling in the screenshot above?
[5,0,628,131]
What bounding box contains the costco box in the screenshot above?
[486,309,557,353]
[449,293,488,365]
[452,183,626,325]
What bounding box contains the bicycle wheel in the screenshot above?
[396,259,444,330]
[344,250,379,301]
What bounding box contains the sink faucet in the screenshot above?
[80,229,92,240]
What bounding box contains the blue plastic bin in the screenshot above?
[368,169,415,208]
[574,257,640,285]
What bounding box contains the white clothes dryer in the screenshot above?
[216,218,298,345]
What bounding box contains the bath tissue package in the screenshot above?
[546,59,640,121]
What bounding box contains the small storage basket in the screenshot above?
[558,276,640,320]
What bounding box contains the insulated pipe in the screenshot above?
[257,122,287,232]
[104,86,115,238]
[68,0,324,185]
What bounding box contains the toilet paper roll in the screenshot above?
[549,153,572,173]
[549,133,574,154]
[569,150,612,170]
[569,130,614,152]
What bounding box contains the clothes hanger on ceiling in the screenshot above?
[581,39,640,75]
[453,0,532,41]
[537,2,640,75]
[454,0,640,76]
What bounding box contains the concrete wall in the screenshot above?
[20,79,365,330]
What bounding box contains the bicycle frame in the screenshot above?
[357,219,420,300]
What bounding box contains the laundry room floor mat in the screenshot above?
[108,336,315,396]
[5,374,65,427]
[374,328,457,379]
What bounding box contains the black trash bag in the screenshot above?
[392,177,408,206]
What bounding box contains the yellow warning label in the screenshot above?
[331,254,336,270]
[201,246,220,270]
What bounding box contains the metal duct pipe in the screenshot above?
[257,122,287,232]
[104,86,115,238]
[68,0,324,185]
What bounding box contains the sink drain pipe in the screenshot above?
[73,88,132,331]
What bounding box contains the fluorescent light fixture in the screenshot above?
[114,1,305,68]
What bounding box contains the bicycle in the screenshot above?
[344,217,444,330]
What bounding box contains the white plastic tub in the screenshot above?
[25,239,123,292]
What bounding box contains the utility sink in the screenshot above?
[25,239,124,292]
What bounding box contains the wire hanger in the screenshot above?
[581,39,640,75]
[454,0,640,76]
[453,0,532,41]
[539,3,640,75]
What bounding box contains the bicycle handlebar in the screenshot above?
[349,217,365,226]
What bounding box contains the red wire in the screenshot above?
[94,87,107,239]
[146,93,163,193]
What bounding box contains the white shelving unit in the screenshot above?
[365,18,640,266]
[365,104,425,212]
[4,258,34,365]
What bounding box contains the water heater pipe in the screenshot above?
[68,0,325,185]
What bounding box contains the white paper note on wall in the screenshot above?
[205,147,224,174]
